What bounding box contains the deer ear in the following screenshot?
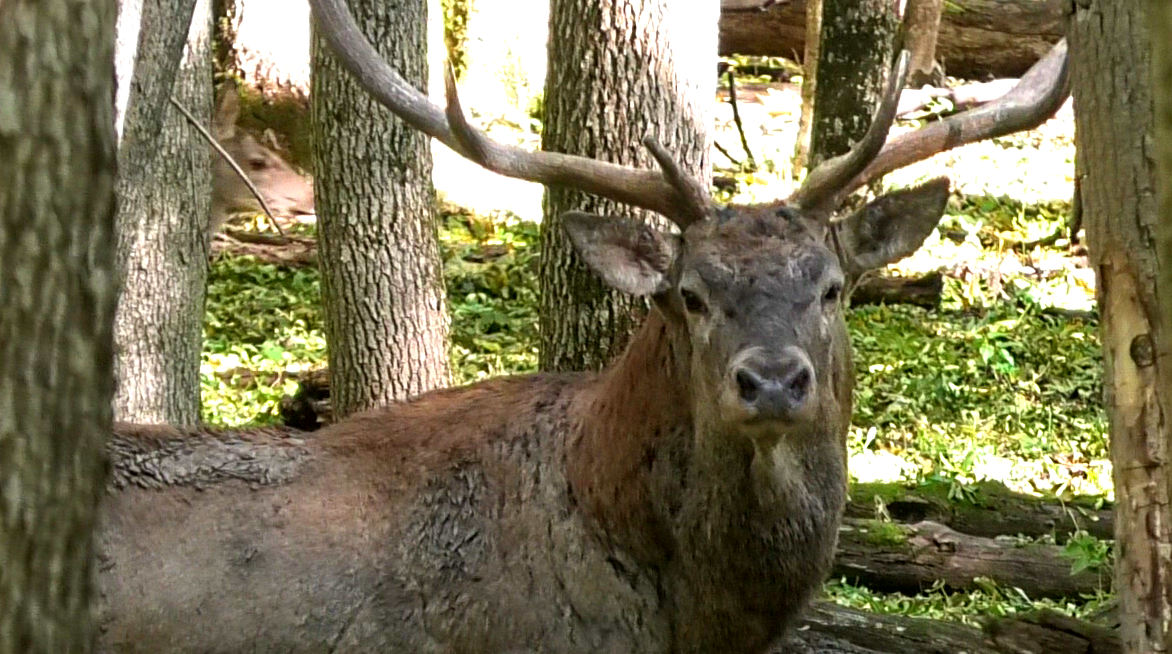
[837,177,950,276]
[563,212,678,296]
[213,85,241,138]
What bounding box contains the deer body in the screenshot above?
[98,299,852,653]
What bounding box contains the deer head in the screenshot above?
[210,86,316,232]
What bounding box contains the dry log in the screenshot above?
[833,518,1111,599]
[719,0,1065,79]
[850,272,943,309]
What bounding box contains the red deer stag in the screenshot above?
[96,4,1070,650]
[210,85,316,233]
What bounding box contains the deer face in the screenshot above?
[209,87,315,231]
[565,177,949,441]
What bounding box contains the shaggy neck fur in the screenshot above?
[566,308,850,638]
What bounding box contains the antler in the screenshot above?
[307,0,715,228]
[789,50,912,214]
[835,38,1071,200]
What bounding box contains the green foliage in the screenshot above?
[439,211,541,381]
[825,577,1114,626]
[1061,531,1113,576]
[442,0,470,78]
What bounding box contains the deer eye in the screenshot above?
[680,288,707,315]
[248,157,268,171]
[822,282,843,305]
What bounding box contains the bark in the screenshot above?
[0,2,119,652]
[718,0,1065,79]
[808,0,898,168]
[834,518,1110,600]
[1150,13,1172,652]
[903,0,944,86]
[311,0,451,418]
[539,0,716,372]
[113,0,212,426]
[1070,0,1172,650]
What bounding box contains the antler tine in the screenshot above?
[790,49,912,214]
[834,38,1071,201]
[308,0,699,223]
[642,137,715,228]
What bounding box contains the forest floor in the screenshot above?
[203,72,1111,625]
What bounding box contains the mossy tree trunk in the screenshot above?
[808,0,899,168]
[0,2,119,652]
[112,0,212,426]
[1071,0,1172,650]
[311,0,451,418]
[540,0,717,372]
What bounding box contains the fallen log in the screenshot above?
[847,479,1114,543]
[719,0,1065,79]
[834,518,1111,599]
[786,603,1119,654]
[849,272,943,309]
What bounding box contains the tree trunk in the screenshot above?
[540,0,716,372]
[904,0,944,86]
[0,2,119,651]
[792,0,822,172]
[1070,0,1172,650]
[808,0,898,168]
[311,0,451,418]
[718,0,1065,80]
[112,0,212,426]
[1150,10,1172,646]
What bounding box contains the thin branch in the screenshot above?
[168,95,285,237]
[714,140,742,166]
[725,68,757,170]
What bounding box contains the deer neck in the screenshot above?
[566,310,691,565]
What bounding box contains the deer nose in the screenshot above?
[733,348,816,420]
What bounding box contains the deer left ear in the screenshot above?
[836,177,950,277]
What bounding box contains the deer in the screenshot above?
[95,0,1071,648]
[209,85,316,234]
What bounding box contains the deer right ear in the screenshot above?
[563,212,678,296]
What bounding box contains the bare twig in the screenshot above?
[714,140,742,167]
[725,68,757,170]
[168,95,286,237]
